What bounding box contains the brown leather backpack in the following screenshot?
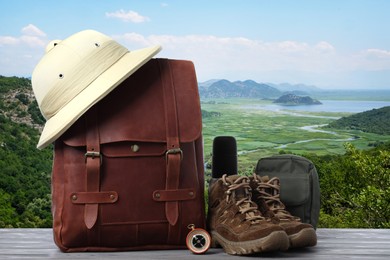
[51,59,206,252]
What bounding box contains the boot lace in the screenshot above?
[253,174,299,221]
[222,174,264,223]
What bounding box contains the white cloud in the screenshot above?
[0,36,19,45]
[273,41,309,52]
[20,35,46,47]
[115,33,337,71]
[365,48,390,59]
[111,33,390,88]
[0,24,47,76]
[315,41,335,53]
[105,9,150,23]
[0,24,47,48]
[21,24,46,37]
[4,24,47,48]
[348,48,390,72]
[1,26,389,88]
[120,32,151,45]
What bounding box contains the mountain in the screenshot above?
[273,93,322,105]
[198,79,221,89]
[327,106,390,135]
[267,82,321,93]
[198,79,281,98]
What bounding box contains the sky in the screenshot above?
[1,0,389,89]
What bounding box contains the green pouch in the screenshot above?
[255,154,320,228]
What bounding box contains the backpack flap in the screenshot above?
[62,59,202,146]
[279,174,310,207]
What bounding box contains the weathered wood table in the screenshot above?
[0,228,389,259]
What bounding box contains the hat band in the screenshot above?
[40,40,128,120]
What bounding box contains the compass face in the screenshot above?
[192,234,207,248]
[186,228,211,254]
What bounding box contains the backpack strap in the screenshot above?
[159,59,181,227]
[82,106,117,231]
[84,106,101,230]
[157,59,196,243]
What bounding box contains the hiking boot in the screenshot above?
[207,174,289,255]
[251,174,317,248]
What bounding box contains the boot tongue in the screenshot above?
[225,175,247,200]
[235,189,247,199]
[225,175,263,222]
[260,175,270,182]
[226,175,242,182]
[260,175,275,196]
[262,177,289,217]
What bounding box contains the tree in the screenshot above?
[308,143,390,228]
[0,189,18,227]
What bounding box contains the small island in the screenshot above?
[273,93,322,105]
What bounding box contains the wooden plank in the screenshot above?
[0,229,389,259]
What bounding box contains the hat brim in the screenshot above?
[37,45,161,149]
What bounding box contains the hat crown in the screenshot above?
[32,30,128,120]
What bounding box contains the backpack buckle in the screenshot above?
[85,151,102,164]
[166,148,183,161]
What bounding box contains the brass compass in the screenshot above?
[186,224,211,254]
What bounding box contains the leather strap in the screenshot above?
[153,189,196,202]
[158,59,187,245]
[84,106,101,230]
[71,191,118,204]
[159,59,182,228]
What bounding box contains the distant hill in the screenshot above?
[198,79,281,98]
[198,79,221,88]
[267,82,321,93]
[0,75,52,228]
[0,76,44,130]
[273,93,322,105]
[199,79,390,100]
[327,106,390,135]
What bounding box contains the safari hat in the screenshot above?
[32,30,161,149]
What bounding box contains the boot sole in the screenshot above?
[211,230,289,255]
[289,227,317,248]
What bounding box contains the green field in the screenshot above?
[201,99,390,173]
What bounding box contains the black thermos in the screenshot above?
[211,136,238,178]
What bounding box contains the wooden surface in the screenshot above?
[0,228,389,259]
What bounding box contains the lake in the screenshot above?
[251,100,390,113]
